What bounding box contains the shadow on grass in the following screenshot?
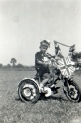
[15,96,23,102]
[39,95,68,102]
[15,90,81,104]
[15,94,68,105]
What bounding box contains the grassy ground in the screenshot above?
[0,70,81,123]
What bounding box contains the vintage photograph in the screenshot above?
[0,0,81,123]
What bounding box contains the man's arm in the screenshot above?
[35,52,49,67]
[37,59,47,66]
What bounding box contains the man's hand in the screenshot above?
[37,60,49,67]
[51,58,55,62]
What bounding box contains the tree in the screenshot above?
[16,63,25,68]
[0,63,3,68]
[6,64,11,68]
[10,58,17,67]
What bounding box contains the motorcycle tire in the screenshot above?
[18,79,40,103]
[63,80,80,103]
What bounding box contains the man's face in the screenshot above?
[40,45,48,53]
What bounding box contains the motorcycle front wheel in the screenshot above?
[64,80,80,103]
[18,79,40,103]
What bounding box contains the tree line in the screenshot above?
[0,58,35,69]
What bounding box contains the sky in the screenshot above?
[0,0,81,65]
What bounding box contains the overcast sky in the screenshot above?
[0,0,81,65]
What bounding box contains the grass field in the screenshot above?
[0,70,81,123]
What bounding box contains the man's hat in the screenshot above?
[40,40,50,48]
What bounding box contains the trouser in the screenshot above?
[40,72,58,87]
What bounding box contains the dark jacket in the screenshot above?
[35,51,50,77]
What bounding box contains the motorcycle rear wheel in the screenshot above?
[18,79,40,103]
[64,81,80,103]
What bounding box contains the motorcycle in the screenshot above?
[18,42,81,103]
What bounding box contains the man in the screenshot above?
[35,40,50,78]
[35,40,55,88]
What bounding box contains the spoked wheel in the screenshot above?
[64,81,80,103]
[18,79,40,103]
